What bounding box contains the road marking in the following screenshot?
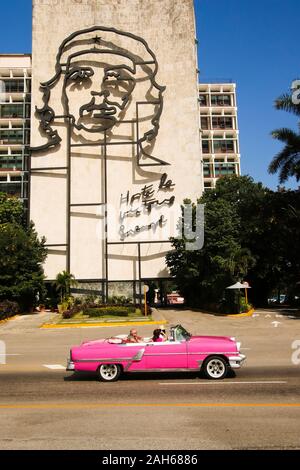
[159,381,287,386]
[240,348,251,350]
[0,354,21,356]
[252,314,260,318]
[271,321,281,328]
[0,402,299,410]
[43,364,65,370]
[276,314,283,318]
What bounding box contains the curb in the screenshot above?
[227,308,255,318]
[0,315,19,326]
[40,319,168,329]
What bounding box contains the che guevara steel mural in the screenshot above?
[31,25,169,167]
[31,27,176,290]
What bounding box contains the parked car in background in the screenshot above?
[67,324,246,382]
[167,292,185,305]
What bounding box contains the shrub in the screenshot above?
[240,298,252,313]
[85,306,137,317]
[61,305,82,319]
[0,300,20,320]
[107,296,133,305]
[62,309,73,319]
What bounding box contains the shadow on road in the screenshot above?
[64,369,237,382]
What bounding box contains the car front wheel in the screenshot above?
[99,364,121,382]
[203,356,228,380]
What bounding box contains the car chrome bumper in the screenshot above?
[228,354,246,369]
[66,360,75,371]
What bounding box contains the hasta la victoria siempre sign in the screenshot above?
[31,26,176,242]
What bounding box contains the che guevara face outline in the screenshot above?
[63,51,137,133]
[31,26,168,166]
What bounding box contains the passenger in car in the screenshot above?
[152,329,165,342]
[127,329,143,343]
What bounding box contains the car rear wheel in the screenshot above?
[203,356,228,380]
[99,364,121,382]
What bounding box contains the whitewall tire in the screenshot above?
[203,356,228,380]
[99,364,121,382]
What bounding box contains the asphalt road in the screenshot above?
[0,308,299,450]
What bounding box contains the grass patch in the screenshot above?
[52,307,152,324]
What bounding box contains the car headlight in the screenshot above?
[236,342,241,352]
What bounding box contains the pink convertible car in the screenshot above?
[67,325,246,381]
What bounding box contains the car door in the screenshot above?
[144,341,188,370]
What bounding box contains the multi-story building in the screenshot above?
[199,82,241,190]
[0,54,31,208]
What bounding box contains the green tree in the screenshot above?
[269,87,300,183]
[0,222,47,311]
[0,193,25,226]
[166,176,300,308]
[166,193,255,308]
[53,271,77,303]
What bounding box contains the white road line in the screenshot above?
[0,354,21,356]
[240,348,251,350]
[43,364,66,370]
[159,381,287,386]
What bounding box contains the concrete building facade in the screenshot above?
[29,0,203,300]
[199,82,241,190]
[0,55,31,207]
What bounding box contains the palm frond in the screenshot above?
[271,128,300,146]
[275,93,300,117]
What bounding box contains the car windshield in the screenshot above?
[175,325,191,341]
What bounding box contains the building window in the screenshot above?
[0,182,21,197]
[214,163,237,177]
[212,116,233,129]
[211,95,232,106]
[200,117,209,130]
[213,140,235,153]
[202,140,211,154]
[203,163,213,177]
[199,94,208,106]
[0,129,24,144]
[0,155,22,170]
[1,80,24,93]
[0,104,24,119]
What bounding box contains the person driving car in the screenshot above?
[127,329,143,343]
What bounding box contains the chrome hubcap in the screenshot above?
[100,364,118,380]
[207,359,225,378]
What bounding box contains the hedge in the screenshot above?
[85,306,137,317]
[0,300,20,321]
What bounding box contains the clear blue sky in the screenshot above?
[0,0,299,190]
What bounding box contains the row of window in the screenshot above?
[199,94,234,107]
[0,130,30,145]
[0,175,22,182]
[0,156,23,169]
[200,116,235,130]
[0,181,22,197]
[0,104,30,119]
[0,79,31,93]
[202,139,236,154]
[203,163,238,178]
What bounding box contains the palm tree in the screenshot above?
[269,90,300,184]
[53,271,77,303]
